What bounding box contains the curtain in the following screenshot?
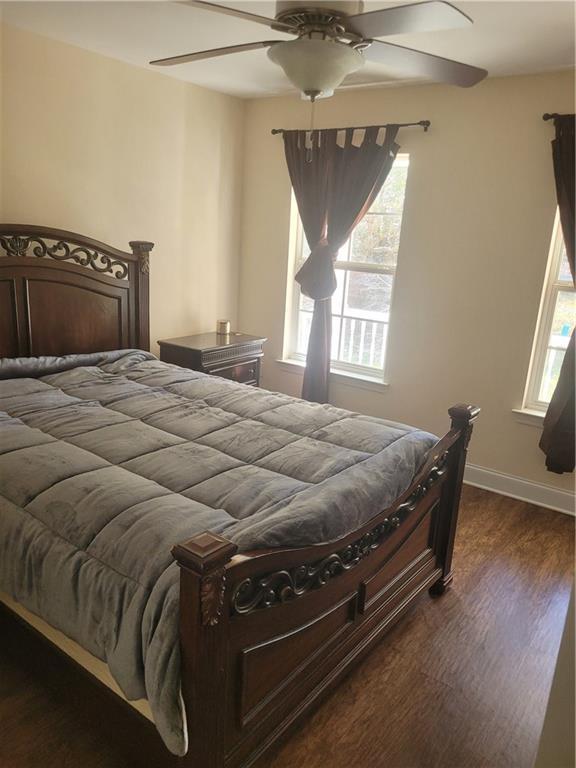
[282,125,400,402]
[539,114,575,473]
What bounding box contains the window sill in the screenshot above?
[276,358,389,394]
[512,408,546,428]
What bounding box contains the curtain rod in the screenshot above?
[543,113,573,121]
[271,120,431,135]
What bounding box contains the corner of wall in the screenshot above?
[234,95,249,333]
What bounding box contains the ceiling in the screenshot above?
[1,1,574,98]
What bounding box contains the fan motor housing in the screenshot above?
[275,1,364,22]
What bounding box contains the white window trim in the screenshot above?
[522,211,574,413]
[283,154,408,386]
[276,357,389,393]
[511,407,545,428]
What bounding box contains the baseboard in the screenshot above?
[464,464,575,516]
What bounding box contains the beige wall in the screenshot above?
[0,14,3,214]
[0,23,245,353]
[238,70,575,492]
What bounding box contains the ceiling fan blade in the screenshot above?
[150,40,279,66]
[346,1,472,39]
[180,1,297,33]
[363,39,487,87]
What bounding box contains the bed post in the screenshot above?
[129,240,154,351]
[172,532,238,768]
[429,403,480,596]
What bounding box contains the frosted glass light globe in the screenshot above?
[268,38,364,99]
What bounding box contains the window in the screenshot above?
[286,154,409,382]
[524,211,575,411]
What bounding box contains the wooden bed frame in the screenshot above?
[0,225,480,768]
[0,224,153,357]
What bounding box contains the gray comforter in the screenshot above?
[0,350,437,755]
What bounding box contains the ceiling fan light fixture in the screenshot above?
[267,38,364,100]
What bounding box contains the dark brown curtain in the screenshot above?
[539,114,575,473]
[283,125,400,402]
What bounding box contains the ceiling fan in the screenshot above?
[150,0,487,100]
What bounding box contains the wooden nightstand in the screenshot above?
[158,332,267,387]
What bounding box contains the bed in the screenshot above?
[0,224,480,768]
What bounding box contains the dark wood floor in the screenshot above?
[0,487,573,768]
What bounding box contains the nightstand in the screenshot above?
[158,332,267,387]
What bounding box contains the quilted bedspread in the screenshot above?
[0,350,437,755]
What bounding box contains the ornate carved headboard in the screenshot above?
[0,225,153,358]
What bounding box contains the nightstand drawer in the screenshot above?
[211,360,259,385]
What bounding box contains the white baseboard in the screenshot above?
[464,464,575,516]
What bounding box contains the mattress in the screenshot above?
[0,590,154,722]
[0,349,437,755]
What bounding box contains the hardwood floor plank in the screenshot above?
[0,488,573,768]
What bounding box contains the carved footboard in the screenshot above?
[173,405,480,768]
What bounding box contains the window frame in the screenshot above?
[523,211,575,412]
[285,153,409,384]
